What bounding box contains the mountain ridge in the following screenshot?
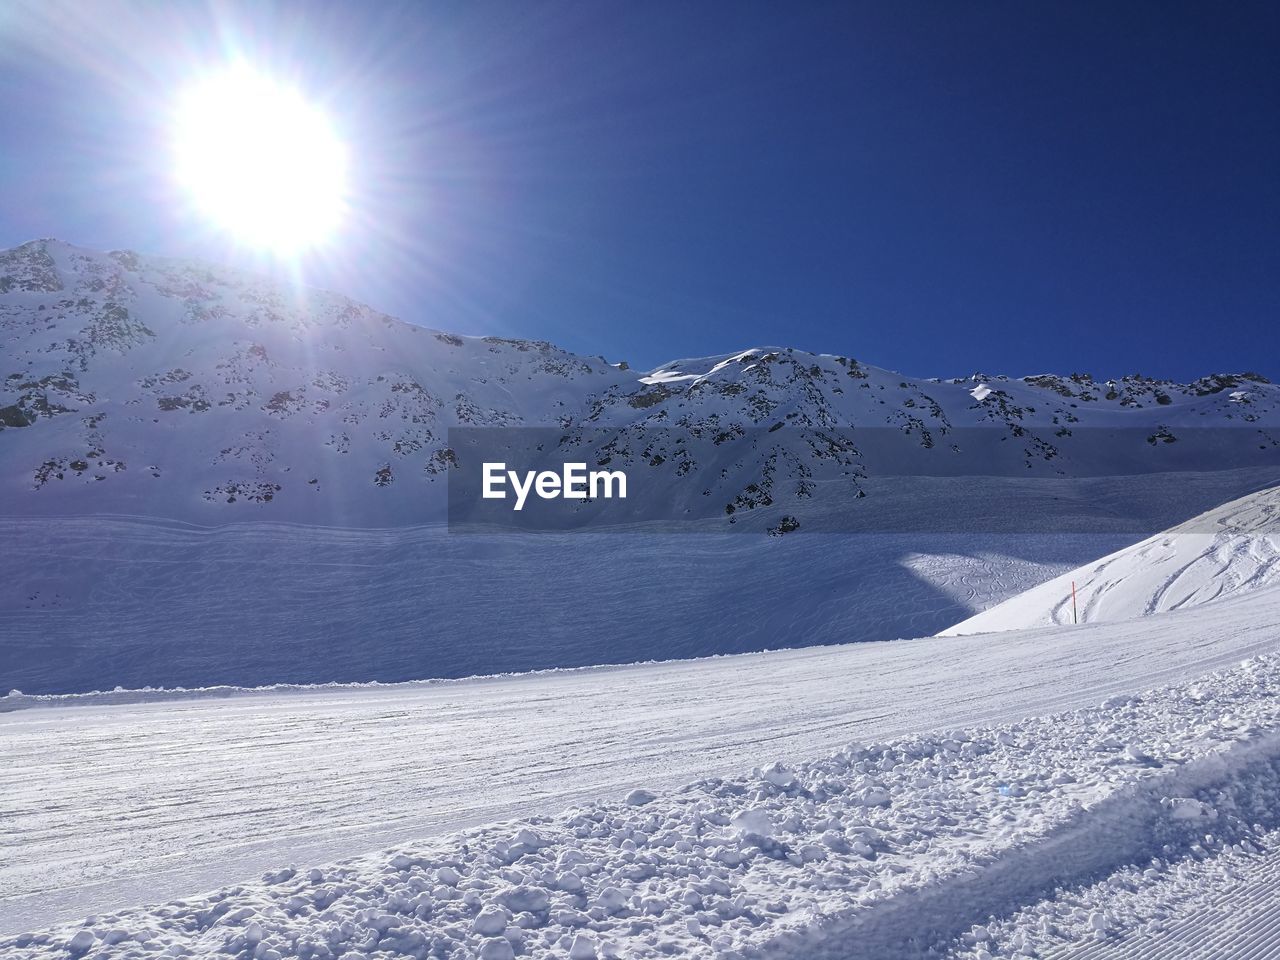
[2,238,1277,527]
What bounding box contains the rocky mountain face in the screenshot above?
[2,239,1277,528]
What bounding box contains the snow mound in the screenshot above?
[941,484,1280,635]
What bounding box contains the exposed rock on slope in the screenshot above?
[1,239,1277,527]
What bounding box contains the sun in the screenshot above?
[172,64,348,254]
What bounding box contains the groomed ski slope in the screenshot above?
[973,806,1280,960]
[941,484,1280,636]
[4,574,1280,952]
[4,622,1280,959]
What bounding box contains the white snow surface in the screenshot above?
[7,472,1280,696]
[4,574,1280,948]
[961,815,1280,959]
[941,484,1280,635]
[0,515,1127,694]
[4,619,1280,958]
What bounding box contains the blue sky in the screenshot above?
[1,1,1276,379]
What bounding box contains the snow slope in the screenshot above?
[4,577,1280,940]
[966,800,1280,959]
[0,515,1104,693]
[4,238,1280,693]
[4,615,1280,958]
[941,483,1280,635]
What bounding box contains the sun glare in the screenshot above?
[172,64,347,254]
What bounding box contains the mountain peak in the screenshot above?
[2,241,1278,527]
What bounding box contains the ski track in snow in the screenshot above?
[6,641,1280,959]
[3,583,1280,942]
[942,485,1280,636]
[953,765,1280,960]
[1004,838,1280,960]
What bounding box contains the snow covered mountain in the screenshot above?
[940,483,1280,635]
[0,240,635,524]
[3,239,1278,529]
[8,245,1280,960]
[4,238,1280,694]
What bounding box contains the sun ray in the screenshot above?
[171,63,348,255]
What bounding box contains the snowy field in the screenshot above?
[4,567,1280,950]
[945,485,1280,635]
[1,515,1123,694]
[3,606,1280,958]
[8,467,1280,697]
[4,459,1280,956]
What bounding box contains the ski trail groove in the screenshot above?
[758,733,1280,959]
